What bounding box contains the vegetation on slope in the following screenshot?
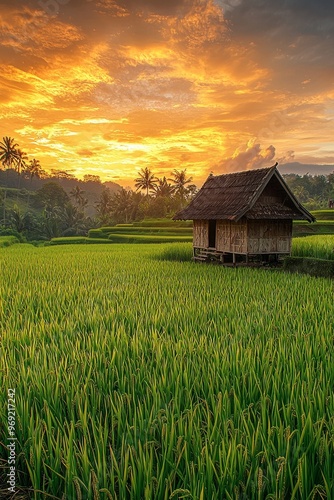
[0,235,19,247]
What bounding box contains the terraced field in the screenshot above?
[1,243,334,499]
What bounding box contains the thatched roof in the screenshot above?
[173,165,315,222]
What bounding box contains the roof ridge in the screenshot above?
[211,164,277,179]
[173,163,315,222]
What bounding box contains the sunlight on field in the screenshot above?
[1,244,334,498]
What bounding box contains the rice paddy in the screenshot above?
[292,235,334,260]
[1,243,334,499]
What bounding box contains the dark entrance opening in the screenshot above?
[208,220,216,248]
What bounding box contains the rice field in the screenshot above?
[1,243,334,499]
[292,235,334,260]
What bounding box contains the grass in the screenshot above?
[1,243,334,499]
[103,227,193,234]
[88,222,193,244]
[0,187,38,215]
[284,256,334,278]
[311,210,334,220]
[88,227,193,238]
[108,233,193,244]
[50,236,112,245]
[154,242,193,261]
[293,221,334,237]
[292,235,334,260]
[133,218,192,227]
[0,235,19,247]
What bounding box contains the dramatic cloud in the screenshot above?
[217,142,277,172]
[0,0,333,185]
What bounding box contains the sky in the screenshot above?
[0,0,333,187]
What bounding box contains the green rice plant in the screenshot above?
[88,229,105,238]
[1,243,334,498]
[311,210,334,220]
[293,221,334,237]
[133,218,192,227]
[98,227,193,234]
[50,237,112,245]
[154,242,193,261]
[107,234,192,243]
[292,235,334,260]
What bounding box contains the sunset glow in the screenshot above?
[1,0,333,186]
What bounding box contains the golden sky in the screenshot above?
[1,0,334,186]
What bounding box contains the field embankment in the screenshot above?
[285,235,334,278]
[284,256,334,278]
[50,218,193,245]
[293,209,334,236]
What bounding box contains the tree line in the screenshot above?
[283,173,334,210]
[1,135,334,241]
[95,167,197,225]
[0,136,197,240]
[0,136,112,240]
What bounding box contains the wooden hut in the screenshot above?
[173,164,315,264]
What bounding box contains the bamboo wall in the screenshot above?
[247,220,292,254]
[216,220,247,254]
[193,220,209,248]
[193,218,292,255]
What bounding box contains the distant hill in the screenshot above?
[279,162,334,176]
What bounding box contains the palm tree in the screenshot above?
[80,197,88,213]
[0,136,19,225]
[0,136,19,169]
[8,204,26,232]
[134,167,158,197]
[61,203,87,234]
[169,169,196,206]
[110,188,133,223]
[15,149,28,175]
[152,177,174,198]
[70,185,85,206]
[15,149,29,192]
[95,189,112,225]
[70,185,88,216]
[23,159,43,208]
[24,159,42,182]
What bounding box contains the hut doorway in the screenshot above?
[208,220,216,248]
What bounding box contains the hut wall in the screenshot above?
[193,220,208,248]
[247,220,292,254]
[216,220,247,254]
[193,219,292,254]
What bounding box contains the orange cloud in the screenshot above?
[0,0,333,185]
